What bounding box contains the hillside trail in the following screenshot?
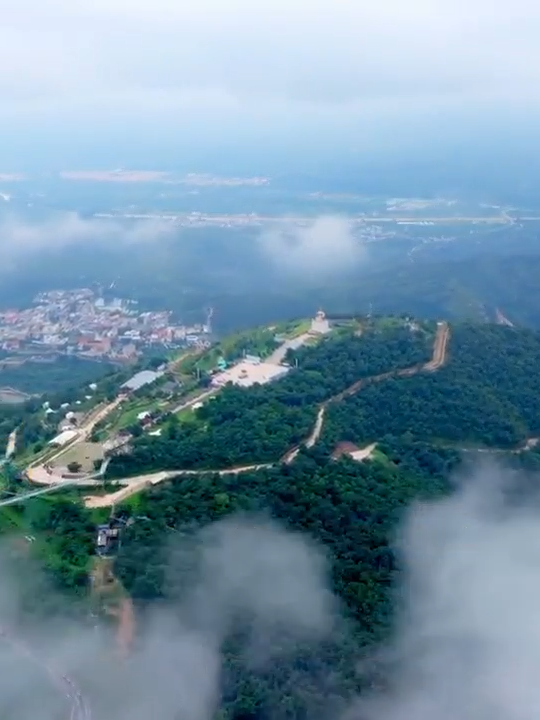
[107,599,135,660]
[298,321,450,451]
[424,321,450,370]
[83,462,274,508]
[91,558,135,660]
[84,322,451,506]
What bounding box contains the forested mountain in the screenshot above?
[114,440,460,719]
[325,323,540,449]
[172,254,540,334]
[108,319,540,480]
[6,315,540,720]
[107,322,434,476]
[342,254,540,328]
[107,317,540,718]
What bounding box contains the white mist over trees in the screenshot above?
[0,465,538,719]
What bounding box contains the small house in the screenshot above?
[95,521,121,556]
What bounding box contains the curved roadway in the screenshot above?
[0,321,451,720]
[16,322,450,511]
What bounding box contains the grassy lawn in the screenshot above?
[106,398,162,433]
[50,441,104,473]
[175,405,202,423]
[277,318,311,338]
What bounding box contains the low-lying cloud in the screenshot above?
[354,462,540,720]
[0,212,175,269]
[259,215,366,281]
[0,515,342,720]
[4,464,540,720]
[128,517,339,720]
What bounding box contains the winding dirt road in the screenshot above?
[89,322,450,505]
[20,322,450,509]
[425,321,450,370]
[297,322,450,451]
[0,325,450,711]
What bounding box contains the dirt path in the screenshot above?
[306,406,326,448]
[91,558,135,660]
[424,321,450,370]
[116,598,135,659]
[107,599,135,660]
[78,322,451,507]
[167,347,202,372]
[79,397,125,438]
[84,463,275,508]
[308,322,449,440]
[170,388,218,415]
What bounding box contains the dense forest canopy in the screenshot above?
[114,440,460,719]
[106,322,434,476]
[326,323,540,450]
[4,316,540,719]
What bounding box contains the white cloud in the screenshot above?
[355,462,540,720]
[259,216,365,280]
[0,213,175,268]
[0,515,340,720]
[1,0,540,117]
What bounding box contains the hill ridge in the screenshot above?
[83,322,450,507]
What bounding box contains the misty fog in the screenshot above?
[0,211,374,332]
[1,464,540,719]
[258,216,367,281]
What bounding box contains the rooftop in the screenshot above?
[121,369,163,392]
[48,429,78,447]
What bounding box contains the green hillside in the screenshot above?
[326,323,540,450]
[114,439,459,718]
[106,317,540,719]
[106,320,435,476]
[4,315,540,720]
[345,254,540,327]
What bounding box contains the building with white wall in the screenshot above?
[310,310,331,335]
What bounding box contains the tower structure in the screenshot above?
[310,309,331,335]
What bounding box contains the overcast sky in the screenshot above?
[1,0,540,163]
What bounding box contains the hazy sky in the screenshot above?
[2,0,540,165]
[4,1,540,112]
